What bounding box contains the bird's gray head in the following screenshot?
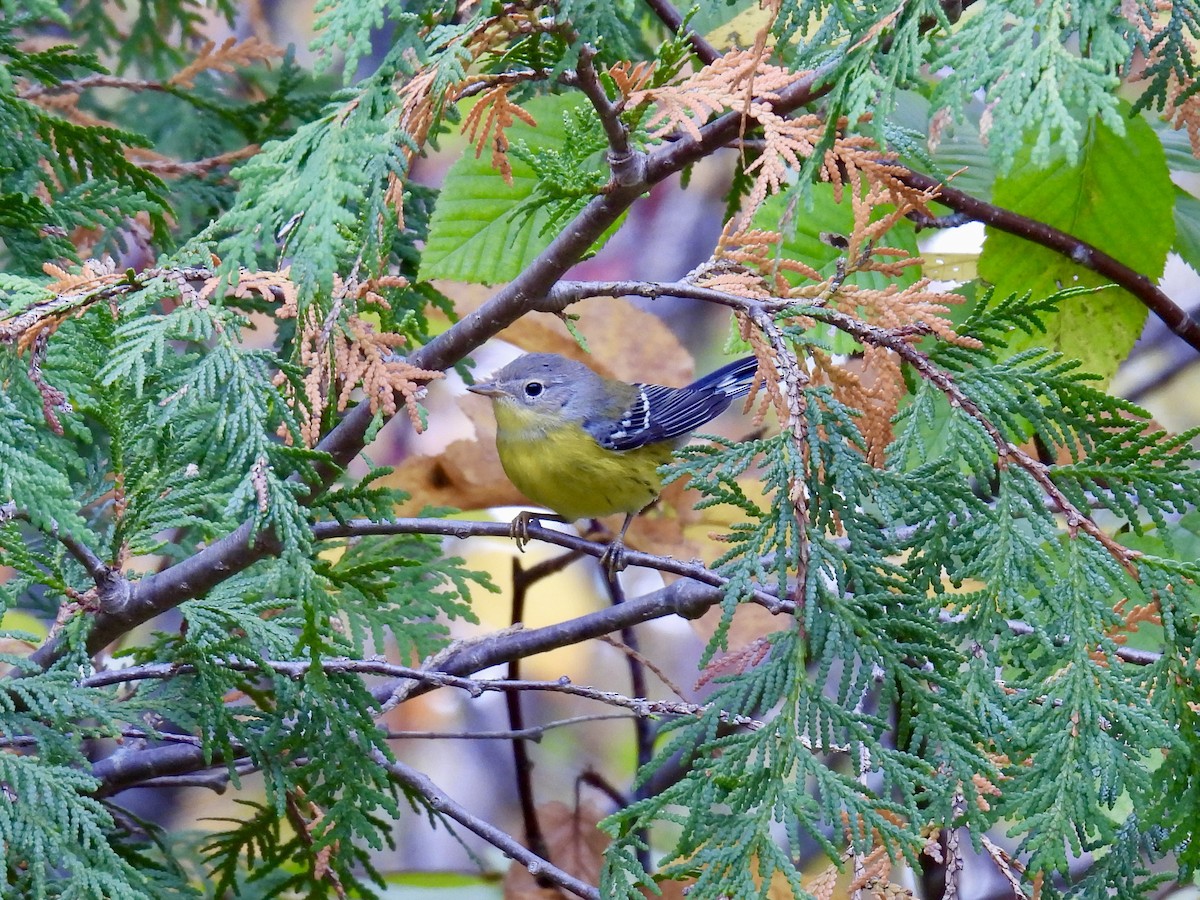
[466,353,598,415]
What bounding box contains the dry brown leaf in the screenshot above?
[503,801,609,899]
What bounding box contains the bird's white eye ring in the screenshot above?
[524,381,544,398]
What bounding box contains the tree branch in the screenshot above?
[641,0,1200,352]
[383,756,602,900]
[898,169,1200,353]
[310,516,786,610]
[565,44,643,186]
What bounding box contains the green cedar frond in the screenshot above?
[212,81,412,305]
[316,531,487,660]
[1132,1,1200,118]
[0,393,90,542]
[0,754,153,899]
[509,104,609,237]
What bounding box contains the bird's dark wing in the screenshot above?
[589,357,759,452]
[684,355,760,397]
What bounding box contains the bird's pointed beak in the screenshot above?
[467,380,505,398]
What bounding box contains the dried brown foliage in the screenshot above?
[701,193,974,467]
[268,274,442,446]
[396,4,548,158]
[503,801,609,899]
[461,83,539,184]
[169,36,283,89]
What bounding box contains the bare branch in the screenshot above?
[384,756,602,900]
[20,74,174,100]
[310,516,788,611]
[55,532,111,584]
[564,44,643,186]
[898,169,1200,353]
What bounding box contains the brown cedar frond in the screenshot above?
[460,83,538,184]
[694,637,771,690]
[265,273,425,446]
[200,268,299,315]
[707,191,976,465]
[696,269,772,300]
[0,260,122,358]
[1163,75,1200,156]
[334,315,442,430]
[712,221,822,293]
[625,48,931,223]
[396,4,543,152]
[169,36,283,89]
[628,48,794,142]
[745,111,823,211]
[606,61,655,100]
[42,259,120,294]
[389,5,546,227]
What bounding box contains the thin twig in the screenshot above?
[312,516,787,612]
[509,556,553,873]
[566,44,643,186]
[384,756,601,900]
[602,570,653,869]
[595,634,686,699]
[641,0,721,63]
[19,73,174,100]
[55,532,110,583]
[384,714,636,741]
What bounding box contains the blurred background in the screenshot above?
[5,2,1200,897]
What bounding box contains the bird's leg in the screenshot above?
[599,513,636,576]
[508,510,567,551]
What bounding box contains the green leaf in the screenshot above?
[1174,186,1200,275]
[979,110,1174,384]
[420,93,612,285]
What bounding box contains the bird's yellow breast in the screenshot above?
[492,401,672,521]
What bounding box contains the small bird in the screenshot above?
[468,352,759,566]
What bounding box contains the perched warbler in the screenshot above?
[468,352,759,562]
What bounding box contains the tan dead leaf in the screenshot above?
[503,801,609,899]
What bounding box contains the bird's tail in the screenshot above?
[686,355,760,399]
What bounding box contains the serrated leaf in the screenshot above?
[979,109,1174,384]
[1174,186,1200,275]
[420,94,614,285]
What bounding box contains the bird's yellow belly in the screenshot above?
[495,422,671,522]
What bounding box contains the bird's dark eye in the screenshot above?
[524,381,544,398]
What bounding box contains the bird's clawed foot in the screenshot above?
[508,510,566,552]
[598,538,627,576]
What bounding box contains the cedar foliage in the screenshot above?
[2,1,1200,897]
